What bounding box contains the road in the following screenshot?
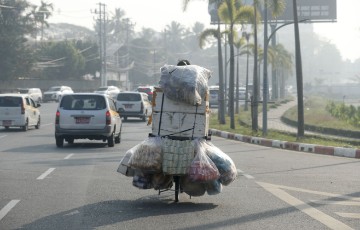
[0,103,359,230]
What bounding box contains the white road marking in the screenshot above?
[237,169,254,179]
[311,200,360,206]
[0,200,20,221]
[257,182,354,230]
[335,212,360,219]
[0,135,7,139]
[37,168,55,180]
[269,183,360,202]
[64,154,74,159]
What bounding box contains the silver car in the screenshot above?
[55,93,122,147]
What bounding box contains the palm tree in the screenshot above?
[261,0,285,136]
[38,1,54,40]
[199,27,226,124]
[218,0,253,129]
[33,1,53,42]
[233,36,246,114]
[183,0,226,124]
[271,44,293,99]
[109,8,126,43]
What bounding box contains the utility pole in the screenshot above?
[93,3,107,87]
[293,0,305,138]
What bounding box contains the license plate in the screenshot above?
[2,120,11,126]
[75,117,90,124]
[124,104,133,109]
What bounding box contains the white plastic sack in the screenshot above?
[159,64,211,105]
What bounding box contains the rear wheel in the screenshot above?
[108,132,115,147]
[115,127,121,144]
[22,119,28,131]
[35,117,40,129]
[56,136,64,147]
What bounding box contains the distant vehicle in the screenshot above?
[55,93,122,147]
[17,88,42,103]
[237,87,249,100]
[43,86,73,102]
[0,94,41,131]
[209,85,219,108]
[116,92,152,122]
[136,86,154,101]
[94,86,120,99]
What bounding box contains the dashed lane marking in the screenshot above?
[36,168,55,180]
[64,154,74,159]
[0,200,20,221]
[257,181,354,230]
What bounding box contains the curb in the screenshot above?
[209,129,360,159]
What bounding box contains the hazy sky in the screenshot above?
[29,0,360,62]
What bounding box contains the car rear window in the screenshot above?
[210,90,218,95]
[117,93,141,101]
[0,96,22,107]
[137,88,151,94]
[18,89,30,94]
[60,95,106,110]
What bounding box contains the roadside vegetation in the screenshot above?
[209,96,360,149]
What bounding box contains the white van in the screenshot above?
[116,92,152,121]
[0,94,41,131]
[17,88,42,103]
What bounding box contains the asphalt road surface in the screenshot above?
[0,103,359,230]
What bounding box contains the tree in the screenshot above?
[233,36,246,114]
[35,1,53,41]
[39,41,85,80]
[199,27,226,124]
[0,0,37,81]
[218,0,253,129]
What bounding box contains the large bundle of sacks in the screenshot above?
[117,64,237,197]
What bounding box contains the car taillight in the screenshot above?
[21,102,25,114]
[55,110,60,124]
[106,111,111,125]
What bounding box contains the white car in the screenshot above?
[209,85,219,108]
[43,86,73,102]
[94,86,120,99]
[0,94,41,131]
[116,92,152,121]
[17,88,43,103]
[55,93,122,147]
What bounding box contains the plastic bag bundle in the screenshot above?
[205,180,223,195]
[162,138,195,175]
[159,65,211,105]
[205,142,237,186]
[127,136,163,173]
[117,151,135,177]
[132,172,153,189]
[187,140,220,182]
[151,173,173,190]
[180,175,206,197]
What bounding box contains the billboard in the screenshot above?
[209,0,337,24]
[271,0,337,22]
